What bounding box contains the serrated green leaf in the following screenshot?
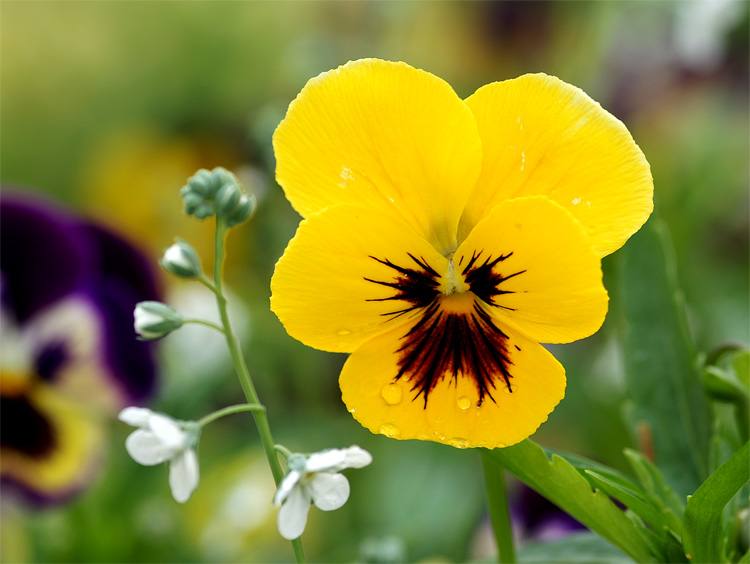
[624,449,685,518]
[682,442,750,563]
[618,217,712,498]
[489,440,657,563]
[585,469,679,537]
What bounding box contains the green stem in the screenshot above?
[481,449,516,564]
[212,219,306,564]
[196,403,264,428]
[275,444,293,460]
[198,273,219,295]
[182,318,226,334]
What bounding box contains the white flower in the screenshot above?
[274,445,372,540]
[119,407,200,503]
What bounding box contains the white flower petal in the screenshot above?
[169,449,199,503]
[341,445,373,469]
[305,449,347,472]
[309,472,350,511]
[277,486,312,540]
[125,429,173,465]
[274,469,302,506]
[149,414,187,450]
[118,407,155,428]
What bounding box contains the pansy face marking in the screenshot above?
[270,58,653,448]
[365,252,525,407]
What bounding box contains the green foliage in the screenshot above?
[516,532,631,563]
[683,443,750,564]
[618,216,713,499]
[489,441,657,563]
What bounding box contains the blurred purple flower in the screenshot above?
[512,485,586,543]
[0,191,160,504]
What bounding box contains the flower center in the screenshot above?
[365,251,525,407]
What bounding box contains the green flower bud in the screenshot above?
[216,182,242,217]
[160,239,202,279]
[223,193,257,227]
[179,167,253,224]
[134,301,183,341]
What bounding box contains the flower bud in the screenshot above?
[179,167,256,226]
[216,182,242,217]
[134,301,183,341]
[160,240,201,279]
[223,193,256,227]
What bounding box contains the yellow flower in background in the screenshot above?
[270,59,653,449]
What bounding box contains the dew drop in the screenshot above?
[497,442,507,448]
[347,407,356,413]
[336,329,352,336]
[379,423,400,438]
[448,437,470,449]
[380,383,402,405]
[457,396,471,410]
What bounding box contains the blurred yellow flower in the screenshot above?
[270,59,652,448]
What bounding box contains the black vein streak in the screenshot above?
[365,251,525,407]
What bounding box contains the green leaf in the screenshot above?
[624,449,685,519]
[584,469,680,538]
[618,216,712,498]
[489,440,658,563]
[516,532,631,563]
[682,442,750,563]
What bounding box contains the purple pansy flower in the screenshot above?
[0,191,160,504]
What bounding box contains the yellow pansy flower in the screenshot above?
[270,59,653,449]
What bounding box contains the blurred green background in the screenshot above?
[1,1,748,562]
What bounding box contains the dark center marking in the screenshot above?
[365,252,526,407]
[0,395,57,457]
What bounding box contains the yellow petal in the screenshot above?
[461,73,653,257]
[457,196,608,344]
[0,385,104,496]
[271,204,448,353]
[273,58,482,255]
[340,321,566,449]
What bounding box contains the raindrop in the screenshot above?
[497,442,507,448]
[448,438,470,449]
[337,329,352,336]
[380,383,402,405]
[379,423,400,438]
[457,396,471,410]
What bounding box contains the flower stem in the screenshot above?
[212,218,306,564]
[196,403,264,428]
[182,318,226,334]
[481,449,516,564]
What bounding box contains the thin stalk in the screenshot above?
[197,403,264,428]
[212,219,306,563]
[481,449,516,564]
[182,318,226,334]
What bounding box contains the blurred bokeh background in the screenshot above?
[1,1,748,562]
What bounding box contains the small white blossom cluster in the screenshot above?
[274,446,373,540]
[118,407,199,503]
[118,407,372,542]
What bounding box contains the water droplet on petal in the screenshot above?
[381,383,402,405]
[457,396,471,410]
[379,423,400,438]
[347,407,356,413]
[497,442,507,449]
[448,438,469,449]
[337,329,352,336]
